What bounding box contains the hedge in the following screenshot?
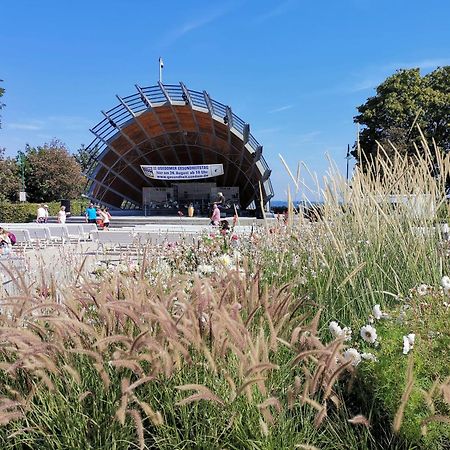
[0,199,87,223]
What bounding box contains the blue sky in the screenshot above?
[1,0,449,200]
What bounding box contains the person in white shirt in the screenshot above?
[37,204,46,223]
[98,208,111,230]
[57,206,67,224]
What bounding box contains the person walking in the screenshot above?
[85,203,97,224]
[57,205,67,224]
[210,203,221,226]
[98,208,111,230]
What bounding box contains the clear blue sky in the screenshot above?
[1,0,449,200]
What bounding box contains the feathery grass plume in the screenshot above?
[127,409,144,450]
[133,396,164,426]
[348,414,370,428]
[175,384,224,406]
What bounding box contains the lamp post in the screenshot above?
[346,144,352,181]
[17,150,26,202]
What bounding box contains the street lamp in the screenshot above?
[17,150,26,202]
[346,144,352,181]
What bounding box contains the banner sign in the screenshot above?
[141,164,224,180]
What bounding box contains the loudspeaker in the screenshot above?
[60,199,71,215]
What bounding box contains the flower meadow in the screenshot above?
[0,144,449,449]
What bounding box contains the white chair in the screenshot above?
[65,224,85,243]
[81,223,98,240]
[91,230,136,253]
[47,226,70,244]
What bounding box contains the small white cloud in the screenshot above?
[160,7,230,47]
[254,126,283,134]
[268,105,294,114]
[7,121,43,131]
[295,131,321,144]
[254,0,297,23]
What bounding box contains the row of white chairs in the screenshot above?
[90,230,199,253]
[1,223,98,248]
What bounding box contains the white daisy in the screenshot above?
[329,321,343,337]
[218,254,232,268]
[329,321,352,341]
[441,276,450,293]
[342,326,352,341]
[360,325,378,344]
[416,284,429,296]
[361,352,378,362]
[343,348,362,367]
[373,304,388,320]
[197,264,215,275]
[402,335,411,354]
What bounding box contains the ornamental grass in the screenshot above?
[0,132,449,449]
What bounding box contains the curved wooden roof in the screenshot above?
[84,82,274,209]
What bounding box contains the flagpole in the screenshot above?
[159,57,163,83]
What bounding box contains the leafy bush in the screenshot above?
[0,199,86,222]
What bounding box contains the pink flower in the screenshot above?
[231,234,239,241]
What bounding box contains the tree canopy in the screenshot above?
[22,139,85,202]
[353,67,450,166]
[0,79,5,128]
[0,148,20,201]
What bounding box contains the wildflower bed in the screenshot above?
[1,147,450,449]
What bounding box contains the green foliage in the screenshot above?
[358,291,450,449]
[22,139,85,202]
[0,79,5,128]
[0,148,21,201]
[0,199,86,222]
[74,143,92,174]
[353,67,450,166]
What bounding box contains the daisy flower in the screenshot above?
[360,324,378,344]
[343,348,362,367]
[416,284,429,296]
[361,352,378,362]
[441,276,450,293]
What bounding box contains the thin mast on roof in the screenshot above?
[159,57,164,83]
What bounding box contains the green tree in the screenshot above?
[353,67,450,167]
[74,144,92,173]
[0,148,20,201]
[23,139,85,202]
[0,79,5,128]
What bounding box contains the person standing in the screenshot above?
[36,204,46,223]
[210,203,221,226]
[57,206,67,224]
[85,203,97,223]
[215,192,226,207]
